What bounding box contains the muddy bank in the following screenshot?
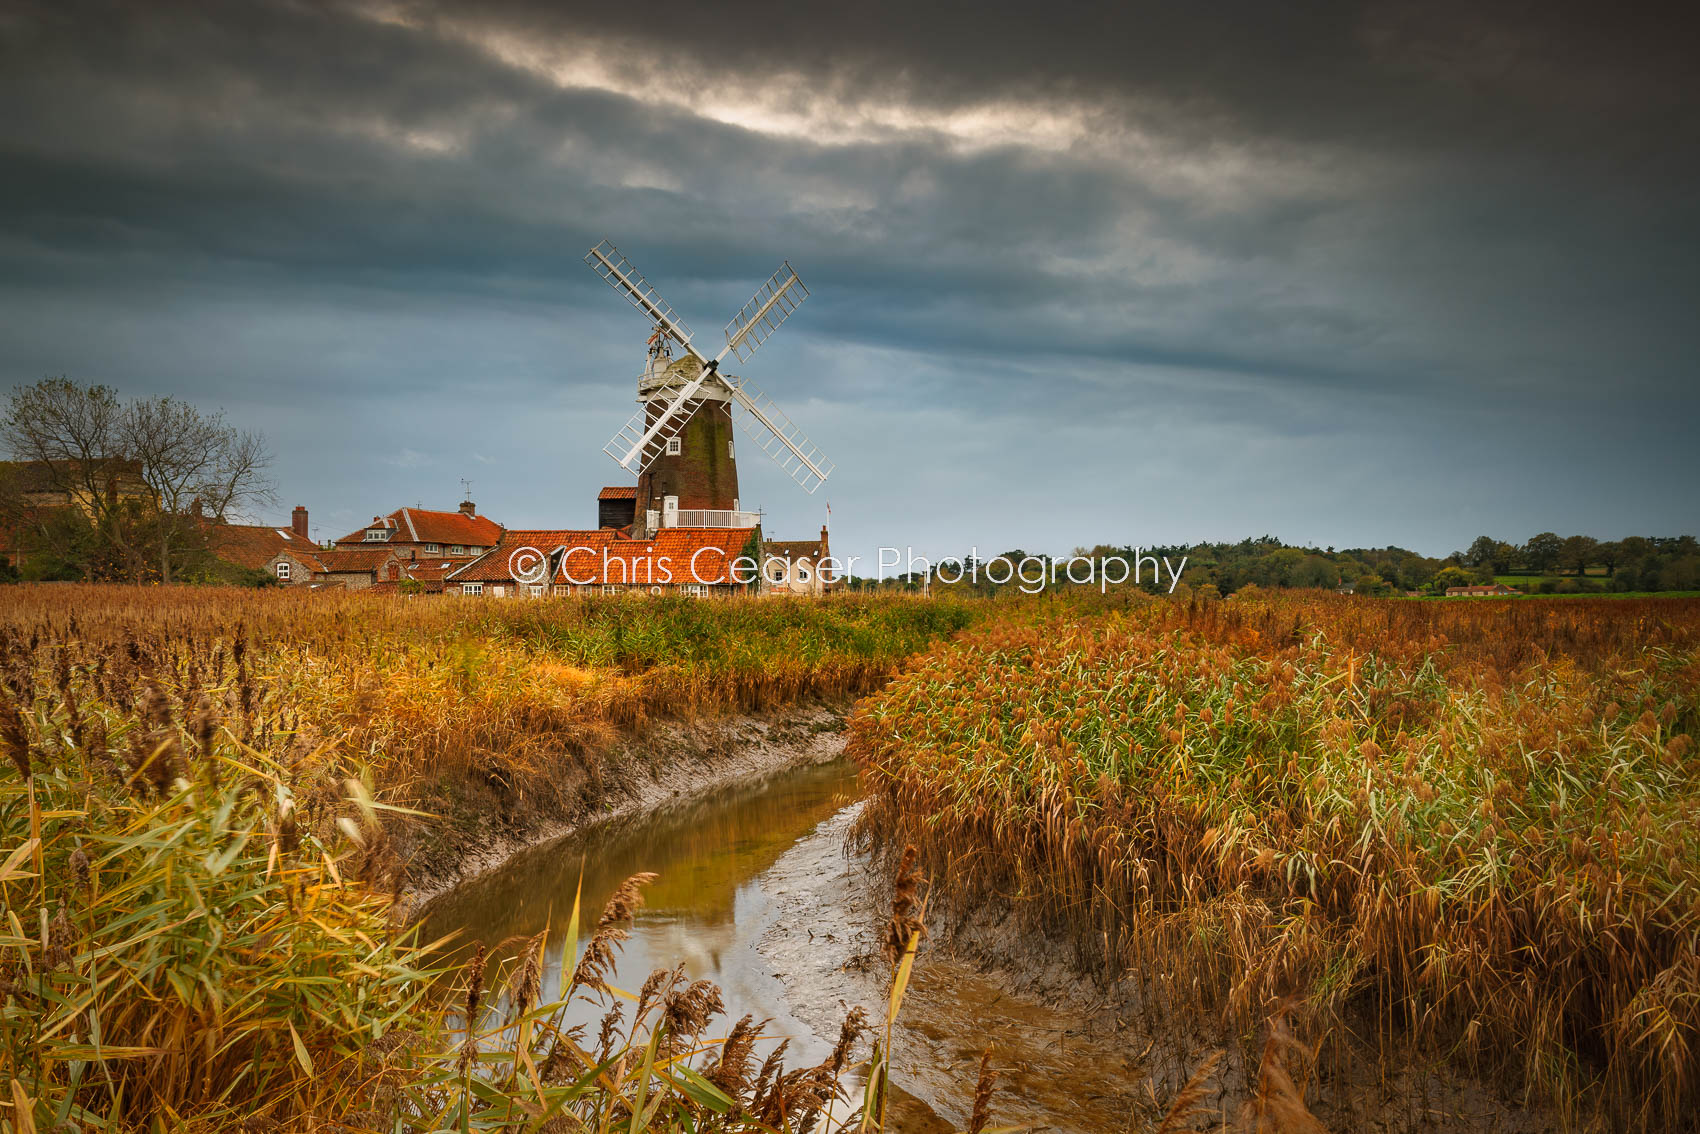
[758,804,1161,1133]
[402,702,848,909]
[815,830,1565,1134]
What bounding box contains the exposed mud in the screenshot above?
[757,803,1156,1133]
[417,730,1567,1134]
[402,703,848,911]
[760,805,1566,1133]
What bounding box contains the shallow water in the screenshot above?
[420,759,1146,1132]
[422,757,1557,1134]
[419,759,862,1062]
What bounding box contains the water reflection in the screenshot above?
[419,759,861,1057]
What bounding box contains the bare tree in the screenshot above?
[2,378,274,583]
[121,397,275,583]
[0,378,149,577]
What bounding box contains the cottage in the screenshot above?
[1445,584,1520,597]
[207,506,324,585]
[448,527,759,597]
[0,459,154,570]
[333,501,501,562]
[313,547,408,591]
[761,527,834,595]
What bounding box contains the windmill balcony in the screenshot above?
[663,509,762,529]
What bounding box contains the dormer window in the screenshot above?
[363,528,389,541]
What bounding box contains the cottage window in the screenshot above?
[601,584,624,595]
[462,583,483,596]
[450,545,465,556]
[665,436,682,456]
[552,585,570,597]
[529,584,545,598]
[424,543,440,554]
[275,561,291,581]
[797,565,811,582]
[492,585,506,597]
[684,584,708,598]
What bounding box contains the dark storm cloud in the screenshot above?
[0,0,1695,554]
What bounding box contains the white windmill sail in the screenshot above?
[723,374,834,493]
[723,262,808,364]
[585,241,695,350]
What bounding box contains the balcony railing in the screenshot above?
[662,509,761,529]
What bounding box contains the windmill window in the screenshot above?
[275,562,290,581]
[665,436,682,456]
[728,440,734,459]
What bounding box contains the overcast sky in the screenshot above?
[2,0,1695,561]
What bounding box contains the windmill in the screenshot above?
[585,240,833,537]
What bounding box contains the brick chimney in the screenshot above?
[459,500,477,517]
[291,505,309,539]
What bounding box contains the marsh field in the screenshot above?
[1,586,1696,1133]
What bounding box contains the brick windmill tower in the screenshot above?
[630,330,740,534]
[586,241,834,538]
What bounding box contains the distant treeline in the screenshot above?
[850,532,1700,596]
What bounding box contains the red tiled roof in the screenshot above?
[597,485,637,501]
[763,539,824,562]
[315,548,397,574]
[448,530,627,584]
[450,528,755,587]
[334,507,502,548]
[209,523,325,572]
[764,538,834,582]
[404,562,458,582]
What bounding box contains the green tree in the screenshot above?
[1524,532,1563,573]
[1465,536,1499,568]
[1598,540,1622,578]
[1560,534,1599,576]
[1429,565,1476,593]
